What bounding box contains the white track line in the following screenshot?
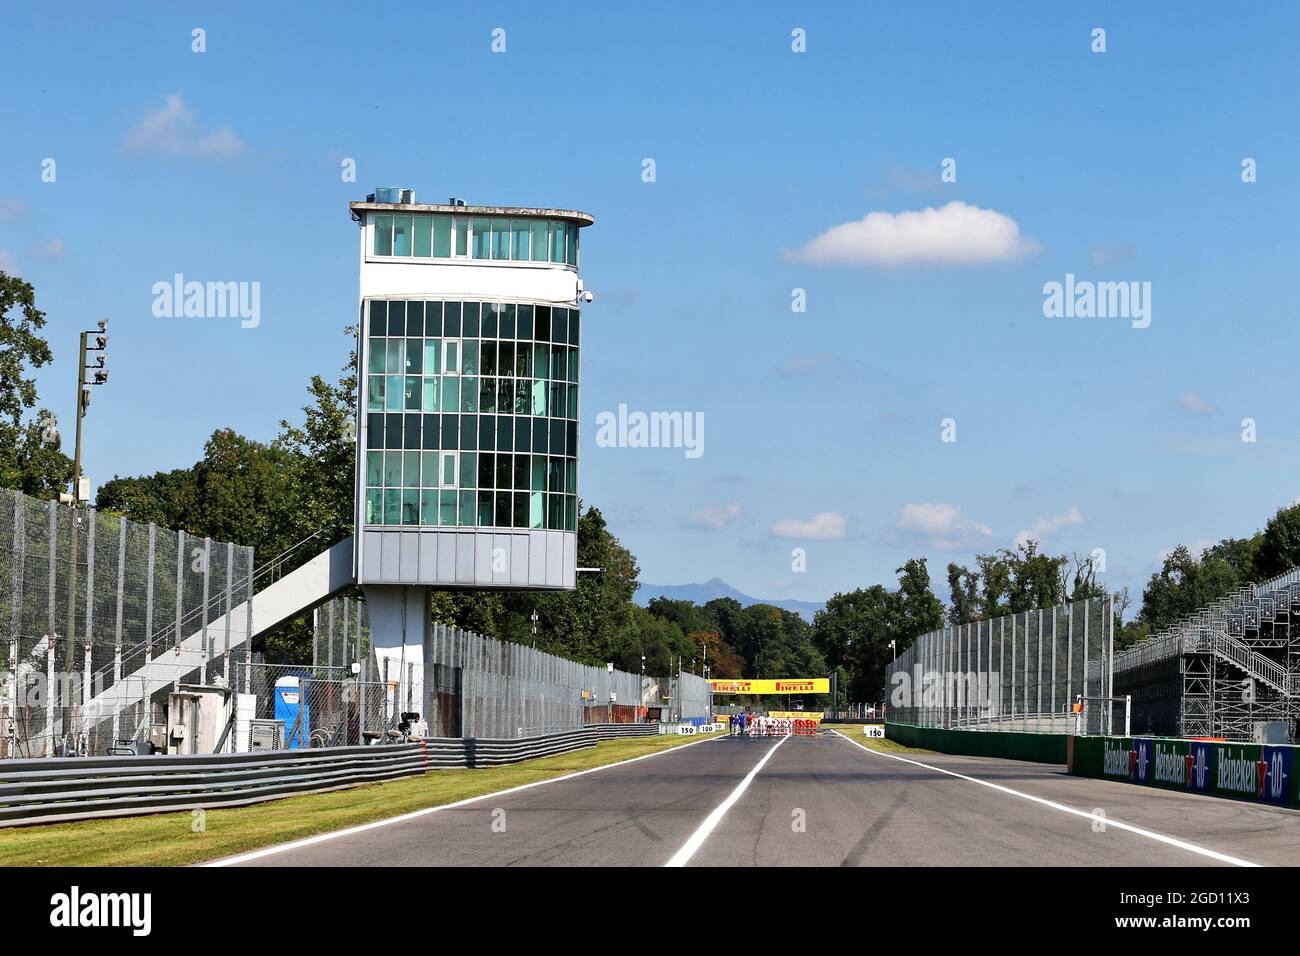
[205,733,724,867]
[831,731,1259,868]
[664,734,789,867]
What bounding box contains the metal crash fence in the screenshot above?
[0,477,716,760]
[0,486,254,759]
[886,596,1117,735]
[314,597,714,740]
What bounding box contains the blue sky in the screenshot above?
[2,2,1298,613]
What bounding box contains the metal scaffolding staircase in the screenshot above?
[80,535,355,733]
[1114,566,1300,739]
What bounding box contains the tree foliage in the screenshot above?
[0,271,72,497]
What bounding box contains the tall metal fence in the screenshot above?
[0,486,255,758]
[0,478,715,761]
[314,597,713,739]
[886,596,1115,734]
[677,671,711,721]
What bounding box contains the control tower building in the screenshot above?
[349,188,594,651]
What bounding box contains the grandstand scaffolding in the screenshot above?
[1113,566,1300,742]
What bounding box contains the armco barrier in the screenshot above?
[885,722,1069,764]
[588,723,660,740]
[0,728,602,828]
[1069,735,1300,806]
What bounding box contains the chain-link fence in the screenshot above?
[226,659,461,749]
[886,596,1115,734]
[0,486,255,757]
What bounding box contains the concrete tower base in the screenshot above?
[362,584,433,730]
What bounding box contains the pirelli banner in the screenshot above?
[709,679,830,695]
[769,711,823,722]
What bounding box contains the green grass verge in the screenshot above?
[821,726,935,755]
[0,730,723,868]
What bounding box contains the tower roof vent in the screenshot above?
[371,186,415,204]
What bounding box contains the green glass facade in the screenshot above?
[362,299,579,532]
[373,213,579,266]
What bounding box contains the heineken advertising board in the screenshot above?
[1074,735,1297,806]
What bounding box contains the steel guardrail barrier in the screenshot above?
[0,728,605,827]
[587,723,660,740]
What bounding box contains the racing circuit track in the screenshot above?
[209,732,1300,867]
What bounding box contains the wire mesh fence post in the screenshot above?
[986,619,993,727]
[342,596,350,676]
[1050,607,1057,727]
[47,502,61,751]
[173,529,183,655]
[145,524,155,665]
[199,537,210,684]
[243,548,253,676]
[358,646,367,743]
[112,518,126,742]
[1107,593,1115,735]
[328,600,336,669]
[44,638,54,756]
[1067,601,1074,710]
[1083,599,1090,733]
[951,624,961,728]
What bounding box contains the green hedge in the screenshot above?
[885,722,1068,764]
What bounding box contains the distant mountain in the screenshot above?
[635,577,825,622]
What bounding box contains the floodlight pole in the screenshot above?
[62,327,103,743]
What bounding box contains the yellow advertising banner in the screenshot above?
[708,678,829,695]
[769,711,823,722]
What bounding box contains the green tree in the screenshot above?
[812,584,899,704]
[1065,551,1109,602]
[811,559,944,705]
[1254,505,1300,580]
[610,606,688,676]
[688,629,743,679]
[946,561,980,625]
[274,325,359,550]
[644,598,719,637]
[0,271,73,497]
[895,557,945,643]
[1138,544,1246,632]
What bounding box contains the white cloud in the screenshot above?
[1089,241,1134,267]
[892,502,992,550]
[771,512,849,540]
[0,198,29,223]
[786,201,1038,267]
[686,501,744,531]
[1013,506,1084,549]
[34,238,64,258]
[122,94,246,160]
[1176,391,1216,416]
[870,161,945,197]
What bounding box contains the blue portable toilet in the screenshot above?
[274,676,309,749]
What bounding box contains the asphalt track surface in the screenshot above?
[216,732,1300,866]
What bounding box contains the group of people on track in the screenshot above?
[727,713,806,737]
